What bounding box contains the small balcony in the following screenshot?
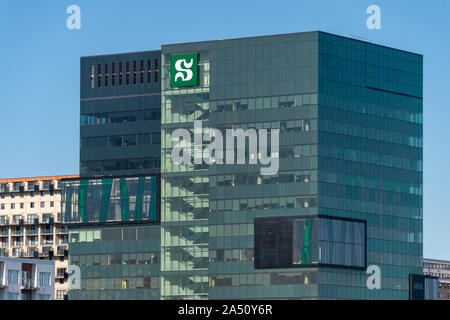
[10,219,24,226]
[40,217,54,224]
[55,271,68,279]
[11,250,23,258]
[39,247,52,257]
[41,229,54,235]
[21,278,39,290]
[26,228,39,235]
[11,229,23,236]
[25,218,39,225]
[56,246,68,256]
[0,219,8,226]
[24,248,39,258]
[0,229,8,236]
[56,227,68,234]
[0,249,8,257]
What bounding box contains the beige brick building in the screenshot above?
[0,175,78,300]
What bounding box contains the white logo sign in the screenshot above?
[174,59,194,82]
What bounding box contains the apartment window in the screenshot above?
[140,60,144,84]
[13,182,21,192]
[0,204,4,210]
[147,60,152,83]
[27,214,37,224]
[0,194,4,199]
[97,64,102,87]
[133,60,137,85]
[30,202,35,209]
[8,270,19,284]
[20,203,24,209]
[40,202,45,208]
[50,201,54,208]
[40,191,45,196]
[119,61,123,85]
[56,290,66,300]
[39,272,51,287]
[154,59,159,82]
[126,62,130,85]
[11,193,15,198]
[104,63,109,87]
[10,203,15,210]
[90,64,95,88]
[112,62,116,86]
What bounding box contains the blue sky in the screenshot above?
[0,0,449,260]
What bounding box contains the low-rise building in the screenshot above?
[0,256,54,300]
[0,175,78,300]
[423,258,450,300]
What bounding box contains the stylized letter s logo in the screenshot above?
[174,59,194,82]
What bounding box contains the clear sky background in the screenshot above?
[0,0,448,260]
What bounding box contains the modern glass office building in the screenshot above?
[71,51,163,300]
[160,31,423,299]
[80,50,161,177]
[72,31,423,300]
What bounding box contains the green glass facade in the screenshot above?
[62,176,161,300]
[316,32,423,299]
[160,31,422,299]
[80,50,161,177]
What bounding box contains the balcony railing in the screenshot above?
[0,230,8,236]
[40,217,54,224]
[56,246,68,256]
[11,229,23,236]
[21,278,39,290]
[10,219,24,226]
[25,218,39,225]
[41,229,53,235]
[26,229,39,235]
[12,251,23,257]
[40,247,52,257]
[25,249,39,258]
[56,227,68,234]
[0,249,8,257]
[0,219,8,226]
[56,271,68,279]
